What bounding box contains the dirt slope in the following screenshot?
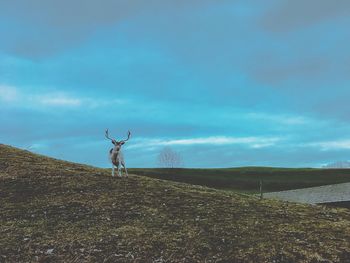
[1,144,350,262]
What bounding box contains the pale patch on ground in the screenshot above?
[264,182,350,204]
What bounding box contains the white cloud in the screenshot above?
[34,95,129,108]
[0,84,82,107]
[129,136,281,149]
[36,94,82,107]
[0,85,18,102]
[307,140,350,151]
[246,112,308,125]
[0,84,129,109]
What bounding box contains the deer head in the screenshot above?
[105,129,131,151]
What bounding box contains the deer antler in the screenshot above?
[121,130,131,142]
[105,129,114,141]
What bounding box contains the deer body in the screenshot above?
[109,147,126,177]
[105,129,131,177]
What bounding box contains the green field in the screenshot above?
[129,167,350,193]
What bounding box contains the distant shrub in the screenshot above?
[157,146,183,168]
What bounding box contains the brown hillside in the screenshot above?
[1,144,350,262]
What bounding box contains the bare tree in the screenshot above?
[158,146,183,168]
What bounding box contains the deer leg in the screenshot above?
[122,162,128,177]
[118,164,122,177]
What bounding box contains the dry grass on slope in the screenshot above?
[1,144,350,262]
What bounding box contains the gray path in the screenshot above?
[264,182,350,204]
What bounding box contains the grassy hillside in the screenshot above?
[1,144,350,262]
[129,167,350,193]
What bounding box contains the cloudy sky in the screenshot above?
[1,0,350,168]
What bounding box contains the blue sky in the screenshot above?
[1,0,350,168]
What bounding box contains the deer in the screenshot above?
[105,129,131,177]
